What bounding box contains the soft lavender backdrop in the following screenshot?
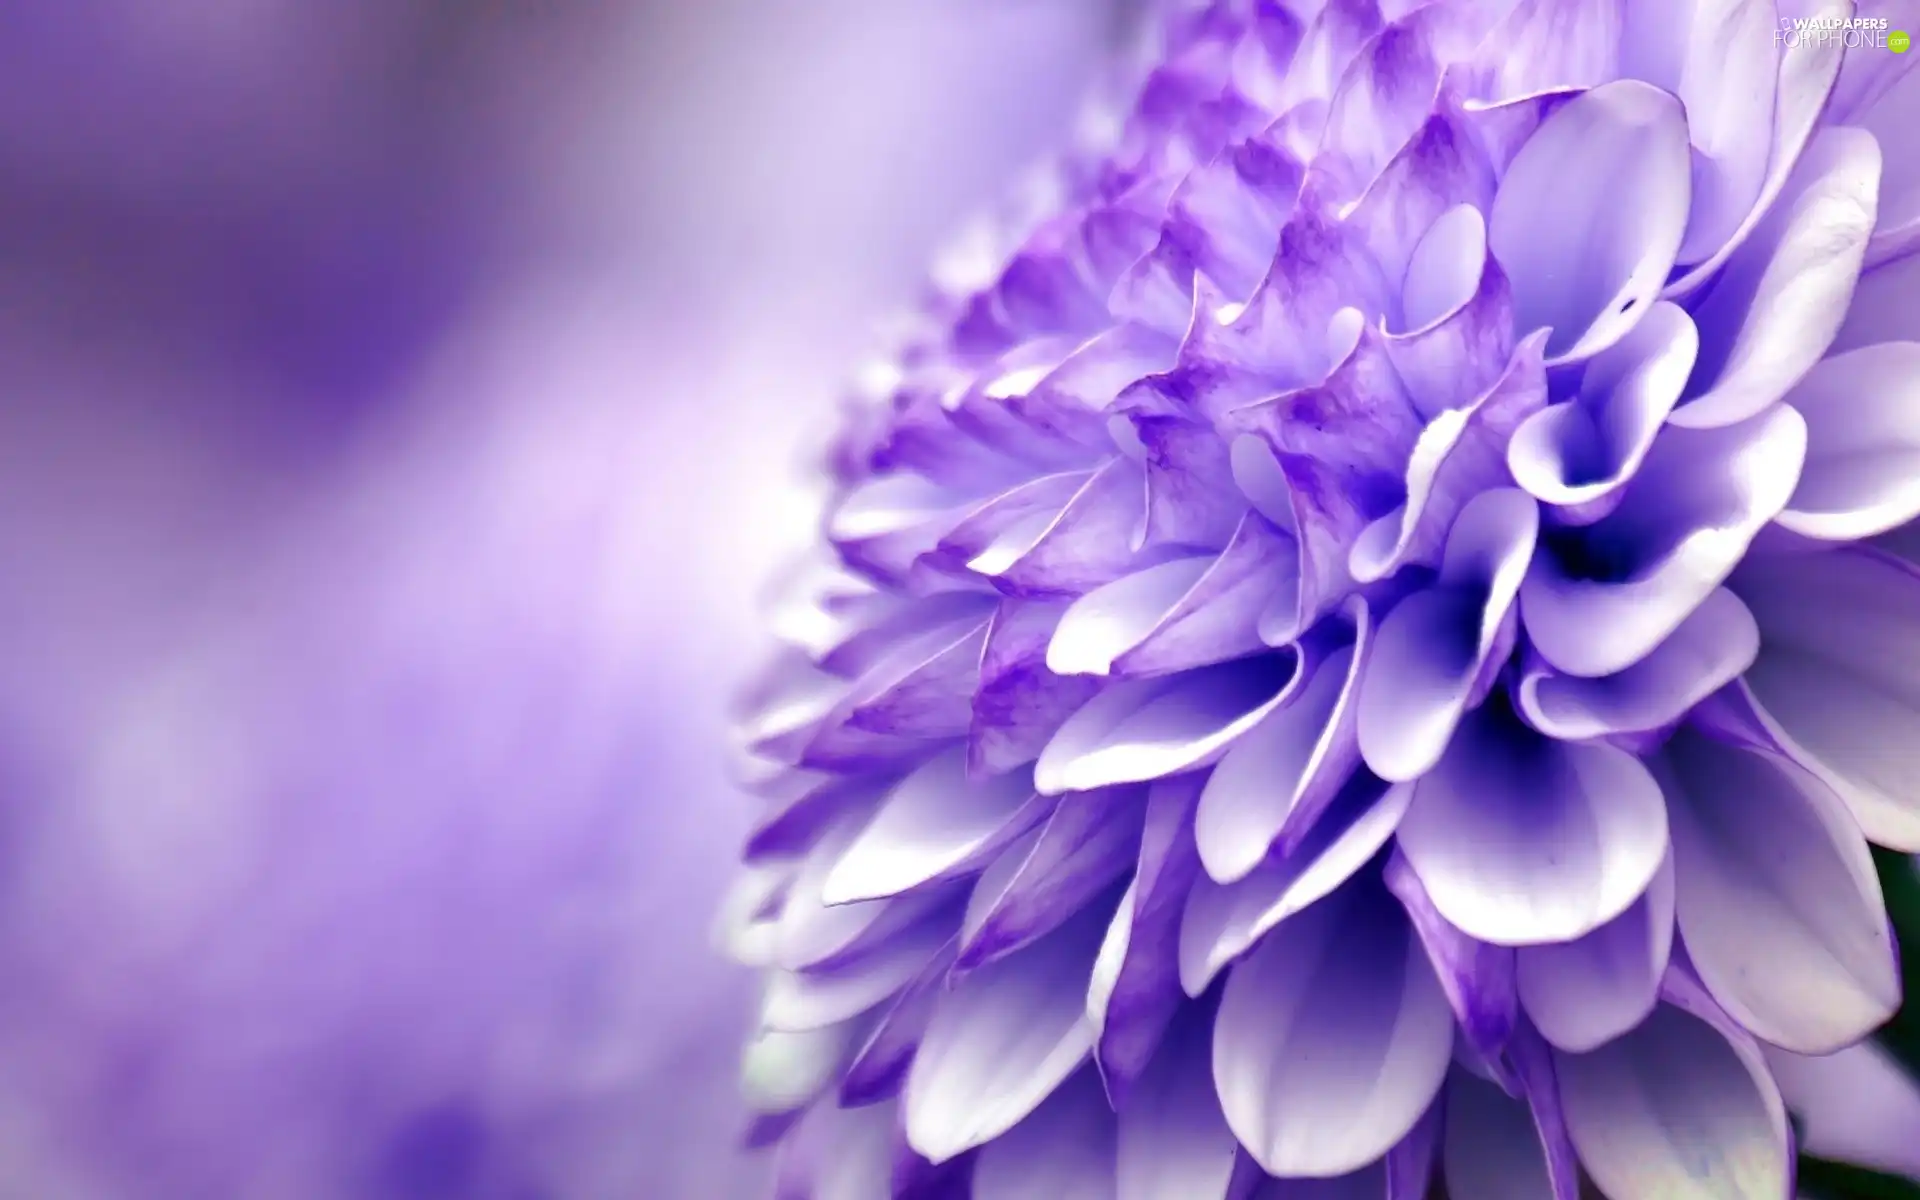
[5,2,1919,1196]
[0,2,1106,1195]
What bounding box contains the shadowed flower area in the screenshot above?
[0,1,1108,1196]
[726,0,1920,1196]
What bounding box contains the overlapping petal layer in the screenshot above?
[729,1,1920,1195]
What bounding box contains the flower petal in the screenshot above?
[1670,126,1881,428]
[761,917,951,1033]
[774,1099,911,1200]
[1668,0,1781,267]
[1514,587,1759,741]
[1487,79,1691,364]
[764,808,952,972]
[1314,6,1458,206]
[983,457,1156,596]
[1353,333,1547,584]
[839,939,957,1107]
[821,750,1044,906]
[1035,655,1301,795]
[1848,24,1920,264]
[1049,557,1217,677]
[973,1068,1119,1200]
[1116,512,1303,678]
[847,618,989,738]
[1090,775,1205,1105]
[1661,0,1849,293]
[1340,104,1500,312]
[742,1021,857,1117]
[1768,1038,1920,1180]
[1661,717,1900,1054]
[1357,487,1538,782]
[1379,221,1517,418]
[1196,624,1367,884]
[1833,236,1920,352]
[1396,698,1670,946]
[971,598,1103,776]
[1116,1004,1241,1200]
[1122,408,1250,552]
[830,473,975,581]
[1735,547,1920,849]
[1263,0,1390,117]
[1396,203,1490,337]
[1520,403,1806,679]
[1506,300,1699,526]
[1557,999,1791,1200]
[903,897,1113,1163]
[1113,133,1301,331]
[1776,342,1920,540]
[1188,207,1395,414]
[1213,880,1454,1178]
[1385,1100,1443,1200]
[1219,321,1423,632]
[1467,0,1622,101]
[1455,85,1584,176]
[935,471,1093,576]
[1385,849,1517,1064]
[955,787,1145,974]
[1517,849,1675,1054]
[718,861,797,969]
[1180,773,1413,996]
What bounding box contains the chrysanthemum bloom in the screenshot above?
[726,0,1920,1195]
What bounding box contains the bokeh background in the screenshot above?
[0,2,1110,1195]
[2,2,1918,1198]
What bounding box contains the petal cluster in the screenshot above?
[727,1,1920,1195]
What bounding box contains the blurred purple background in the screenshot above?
[5,3,1920,1197]
[0,2,1107,1195]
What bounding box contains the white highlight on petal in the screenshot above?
[1659,0,1848,294]
[821,750,1039,905]
[1668,0,1780,267]
[830,473,964,541]
[1048,557,1215,677]
[903,900,1110,1163]
[1035,658,1300,795]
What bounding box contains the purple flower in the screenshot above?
[726,0,1920,1195]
